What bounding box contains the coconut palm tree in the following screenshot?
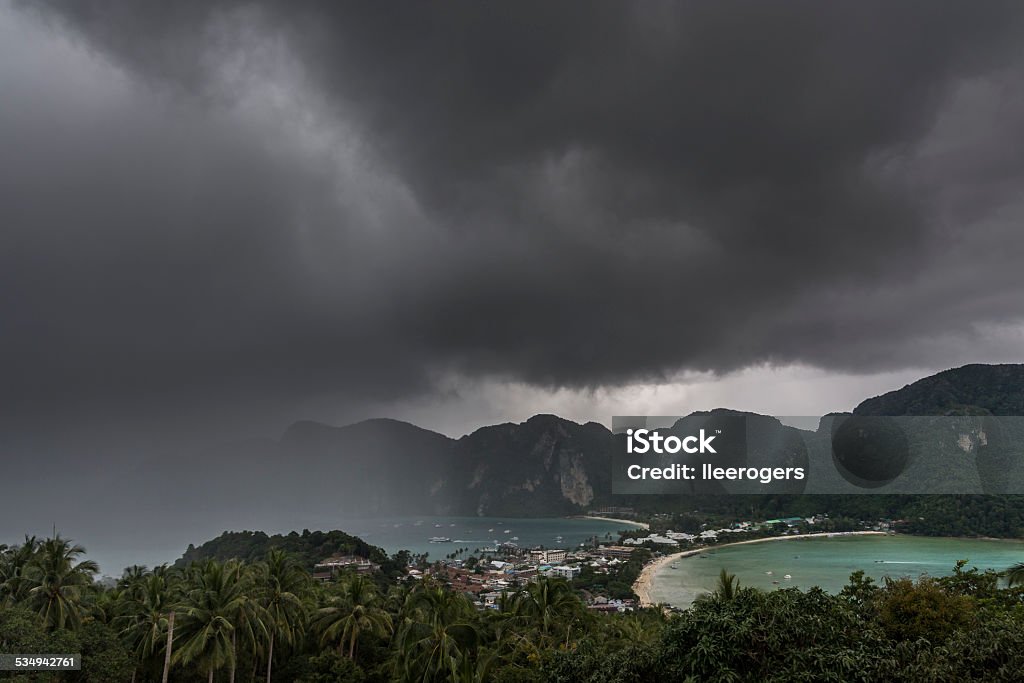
[87,585,122,626]
[119,565,150,588]
[603,610,665,645]
[146,563,182,683]
[390,584,480,682]
[315,574,392,660]
[173,560,250,683]
[402,619,480,681]
[223,561,267,683]
[510,576,582,639]
[714,568,740,600]
[258,549,309,683]
[23,535,99,630]
[1004,561,1024,586]
[384,582,414,615]
[454,647,498,683]
[162,608,176,683]
[116,569,179,683]
[0,536,40,607]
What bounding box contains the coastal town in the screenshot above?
[306,510,901,612]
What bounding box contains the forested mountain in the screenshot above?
[185,364,1024,523]
[854,364,1024,416]
[447,415,618,515]
[175,529,391,569]
[273,414,621,517]
[279,418,457,516]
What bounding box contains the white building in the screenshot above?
[529,548,568,564]
[549,565,582,580]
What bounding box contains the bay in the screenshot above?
[648,535,1024,608]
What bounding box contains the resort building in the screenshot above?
[314,555,379,574]
[529,548,568,564]
[548,565,582,580]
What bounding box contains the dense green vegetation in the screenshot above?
[6,532,1024,681]
[853,364,1024,417]
[629,493,1024,539]
[176,530,416,582]
[571,549,651,601]
[540,567,1024,682]
[2,534,666,682]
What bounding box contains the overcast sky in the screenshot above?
[4,1,1024,447]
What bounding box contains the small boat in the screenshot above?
[435,524,443,528]
[488,528,495,532]
[449,523,456,527]
[503,529,511,534]
[510,536,519,541]
[555,535,563,540]
[784,575,792,580]
[428,536,451,543]
[765,571,773,575]
[670,564,679,569]
[772,580,780,585]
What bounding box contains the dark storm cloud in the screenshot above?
[5,1,1024,431]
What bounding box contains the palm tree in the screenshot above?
[603,610,665,645]
[258,549,308,683]
[315,574,392,660]
[404,619,480,681]
[714,568,740,600]
[87,585,122,626]
[150,564,180,683]
[0,536,40,607]
[23,535,99,630]
[173,560,249,683]
[116,568,179,683]
[223,561,266,683]
[384,582,414,620]
[1004,562,1024,586]
[119,564,149,588]
[390,584,480,682]
[163,608,175,683]
[510,576,582,639]
[454,647,498,683]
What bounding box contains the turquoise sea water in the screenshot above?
[648,535,1024,608]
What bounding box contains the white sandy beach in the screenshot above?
[632,531,887,607]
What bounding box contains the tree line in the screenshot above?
[0,534,664,682]
[6,534,1024,681]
